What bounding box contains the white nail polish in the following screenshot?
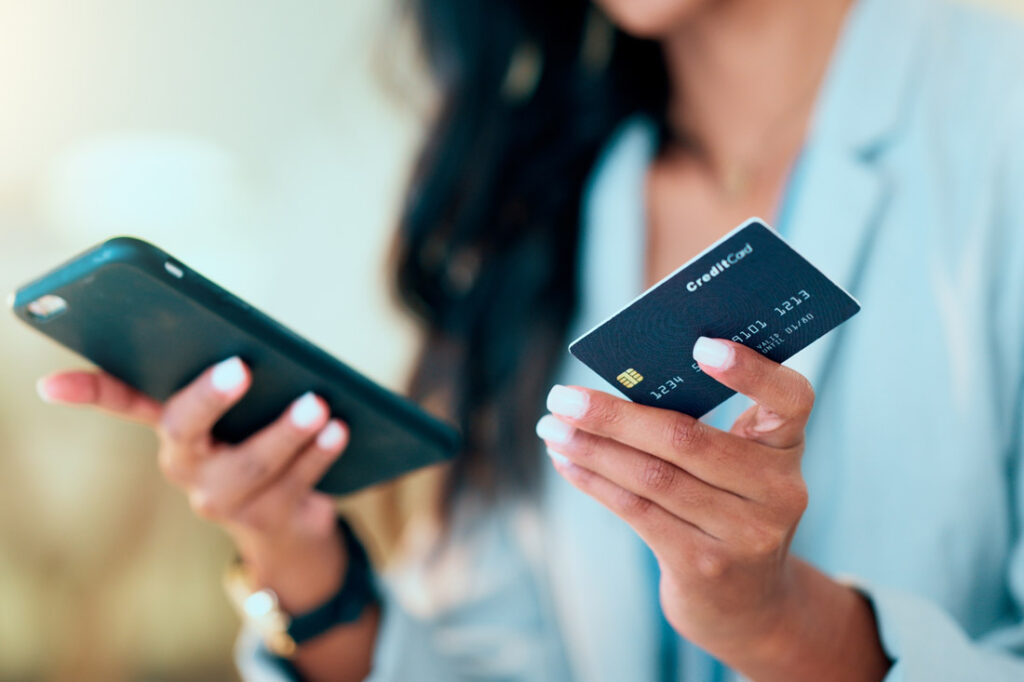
[692,337,734,369]
[546,448,570,465]
[211,357,245,393]
[290,392,324,428]
[752,410,785,433]
[36,377,54,403]
[536,415,574,444]
[317,420,344,449]
[546,385,588,419]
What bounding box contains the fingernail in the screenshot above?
[546,385,588,419]
[692,337,734,369]
[317,420,345,449]
[211,357,246,394]
[536,414,574,444]
[36,377,55,403]
[291,392,324,429]
[546,448,569,465]
[752,409,785,433]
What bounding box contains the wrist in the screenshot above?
[714,559,889,682]
[698,559,805,667]
[225,518,379,662]
[736,559,816,666]
[234,525,347,614]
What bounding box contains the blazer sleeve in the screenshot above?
[856,387,1024,682]
[234,506,567,681]
[848,73,1024,682]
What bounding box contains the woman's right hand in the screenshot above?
[36,356,351,613]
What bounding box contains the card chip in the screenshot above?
[616,368,644,388]
[568,219,861,418]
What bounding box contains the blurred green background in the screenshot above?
[1,0,1021,680]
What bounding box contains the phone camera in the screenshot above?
[26,294,68,321]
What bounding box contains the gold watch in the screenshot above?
[223,519,376,658]
[224,561,298,657]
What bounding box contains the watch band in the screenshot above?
[286,517,377,646]
[224,516,379,658]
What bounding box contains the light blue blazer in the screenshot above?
[239,0,1024,679]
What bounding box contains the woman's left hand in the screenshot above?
[537,336,818,660]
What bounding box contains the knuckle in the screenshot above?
[674,475,708,509]
[745,521,786,556]
[290,453,329,491]
[306,496,340,536]
[668,415,703,453]
[235,452,270,484]
[695,546,728,579]
[189,491,226,521]
[799,376,816,405]
[570,463,595,488]
[790,376,816,417]
[158,415,188,445]
[157,449,190,484]
[638,457,676,494]
[768,472,808,514]
[573,431,599,461]
[617,488,653,517]
[234,505,274,534]
[786,478,810,516]
[760,473,808,520]
[589,397,625,429]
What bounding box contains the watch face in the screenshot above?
[223,518,376,657]
[243,589,295,656]
[224,567,297,657]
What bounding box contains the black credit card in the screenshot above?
[568,218,860,417]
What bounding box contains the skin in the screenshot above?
[539,340,890,680]
[35,365,377,681]
[37,0,889,679]
[582,0,891,679]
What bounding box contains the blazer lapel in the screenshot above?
[537,0,933,678]
[780,146,888,390]
[781,0,929,391]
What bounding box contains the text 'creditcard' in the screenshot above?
[568,218,860,417]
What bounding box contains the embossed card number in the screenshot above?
[568,218,861,417]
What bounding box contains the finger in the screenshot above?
[292,493,342,539]
[691,337,814,448]
[729,403,763,437]
[215,392,330,507]
[549,455,715,572]
[545,385,785,489]
[538,415,749,537]
[281,419,349,498]
[37,371,162,425]
[225,420,345,539]
[159,356,250,447]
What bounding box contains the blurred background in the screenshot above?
[0,0,1022,680]
[0,1,433,679]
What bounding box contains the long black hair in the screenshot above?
[394,1,669,510]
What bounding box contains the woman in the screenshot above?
[35,0,1024,679]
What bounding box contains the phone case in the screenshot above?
[10,237,460,495]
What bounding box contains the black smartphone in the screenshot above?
[9,236,460,496]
